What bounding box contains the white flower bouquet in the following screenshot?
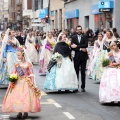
[51,52,62,68]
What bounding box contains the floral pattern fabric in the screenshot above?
[99,51,120,103]
[2,62,40,112]
[44,57,78,90]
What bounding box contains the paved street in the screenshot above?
[0,65,120,120]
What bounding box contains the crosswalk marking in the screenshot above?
[41,91,47,96]
[41,102,54,105]
[54,103,62,108]
[0,115,10,119]
[47,99,56,103]
[63,112,75,119]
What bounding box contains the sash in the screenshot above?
[28,40,32,43]
[96,42,100,48]
[16,66,25,76]
[104,41,109,48]
[109,55,116,63]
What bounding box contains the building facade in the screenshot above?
[50,0,64,31]
[8,0,16,29]
[22,0,32,29]
[0,0,9,30]
[31,0,42,31]
[64,0,120,34]
[15,0,23,30]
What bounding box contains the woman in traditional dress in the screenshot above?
[99,41,120,103]
[25,33,39,64]
[87,33,107,81]
[87,34,103,78]
[2,47,41,118]
[88,30,116,81]
[0,29,20,85]
[103,30,116,52]
[44,33,78,91]
[0,32,5,54]
[39,32,56,75]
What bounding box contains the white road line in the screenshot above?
[41,91,47,96]
[41,102,53,105]
[0,115,10,119]
[47,99,56,103]
[0,104,2,107]
[54,103,62,108]
[63,112,75,119]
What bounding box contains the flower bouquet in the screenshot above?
[47,52,62,72]
[66,41,71,46]
[8,74,18,93]
[51,41,56,48]
[51,52,62,67]
[102,59,110,67]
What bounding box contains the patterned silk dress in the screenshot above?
[2,62,41,112]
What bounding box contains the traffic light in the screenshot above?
[46,15,49,23]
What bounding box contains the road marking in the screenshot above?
[41,102,53,105]
[54,103,62,108]
[47,99,56,103]
[0,115,10,119]
[41,91,47,96]
[63,112,75,119]
[0,104,2,107]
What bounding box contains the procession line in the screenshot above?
[63,112,75,119]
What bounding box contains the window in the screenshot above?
[35,0,38,11]
[41,0,43,9]
[50,11,54,16]
[27,0,32,9]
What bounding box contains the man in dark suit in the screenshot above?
[71,25,88,92]
[16,32,24,45]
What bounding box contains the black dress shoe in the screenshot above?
[81,88,85,92]
[17,112,22,118]
[23,112,28,119]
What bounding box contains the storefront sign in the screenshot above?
[32,19,41,23]
[92,4,103,14]
[64,9,79,19]
[99,0,114,12]
[99,0,114,9]
[99,8,112,12]
[39,8,48,19]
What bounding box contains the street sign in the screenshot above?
[39,8,48,19]
[99,8,112,12]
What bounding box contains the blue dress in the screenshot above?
[44,57,78,91]
[0,43,19,85]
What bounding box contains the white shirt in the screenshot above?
[77,34,82,43]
